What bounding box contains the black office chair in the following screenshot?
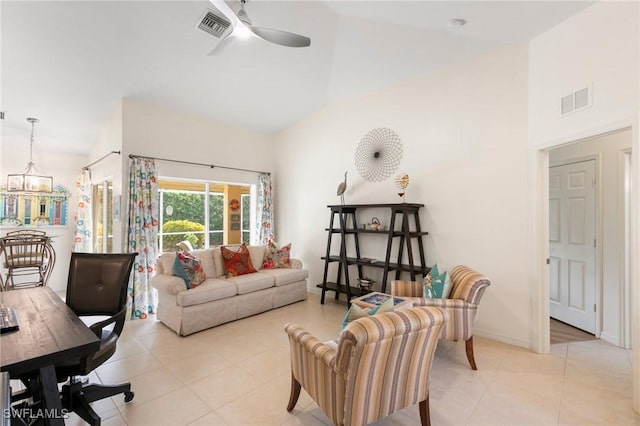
[56,252,138,426]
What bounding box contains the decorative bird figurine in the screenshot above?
[337,171,348,204]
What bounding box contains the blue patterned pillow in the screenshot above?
[173,250,206,289]
[424,264,452,298]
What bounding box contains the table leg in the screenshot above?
[38,365,65,426]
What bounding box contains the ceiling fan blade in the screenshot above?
[249,26,310,48]
[208,0,240,25]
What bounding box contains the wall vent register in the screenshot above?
[561,85,592,115]
[197,9,231,38]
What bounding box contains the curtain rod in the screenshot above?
[82,150,121,170]
[128,154,270,175]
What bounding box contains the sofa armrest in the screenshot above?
[152,274,187,296]
[290,258,303,269]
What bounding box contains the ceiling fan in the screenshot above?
[203,0,311,54]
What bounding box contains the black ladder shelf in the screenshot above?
[318,203,429,304]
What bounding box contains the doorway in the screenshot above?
[546,128,632,347]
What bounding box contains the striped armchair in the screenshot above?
[285,306,445,426]
[392,265,491,370]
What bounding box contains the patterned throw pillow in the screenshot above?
[341,297,394,330]
[172,250,206,289]
[221,244,257,277]
[423,263,452,299]
[262,241,291,269]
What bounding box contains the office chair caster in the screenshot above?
[124,391,134,403]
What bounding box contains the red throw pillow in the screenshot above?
[221,244,257,277]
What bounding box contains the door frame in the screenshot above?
[548,156,601,338]
[530,118,639,412]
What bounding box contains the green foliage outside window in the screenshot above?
[162,220,205,251]
[162,192,205,224]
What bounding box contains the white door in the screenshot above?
[549,160,597,334]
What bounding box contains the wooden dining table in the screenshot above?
[0,287,100,425]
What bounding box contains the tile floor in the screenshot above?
[39,293,640,425]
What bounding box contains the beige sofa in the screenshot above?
[152,245,308,336]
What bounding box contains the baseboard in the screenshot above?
[599,331,620,346]
[473,327,530,350]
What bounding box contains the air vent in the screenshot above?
[197,9,231,39]
[560,85,592,116]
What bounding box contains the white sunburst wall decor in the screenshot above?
[354,128,403,182]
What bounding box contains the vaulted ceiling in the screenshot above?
[0,1,594,154]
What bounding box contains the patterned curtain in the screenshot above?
[126,158,159,320]
[73,169,93,252]
[256,173,274,244]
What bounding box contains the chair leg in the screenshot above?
[419,395,430,426]
[465,336,478,370]
[286,373,301,412]
[82,382,132,404]
[72,392,102,426]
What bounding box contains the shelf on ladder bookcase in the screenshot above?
[317,203,430,306]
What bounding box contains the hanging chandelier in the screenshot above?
[7,117,53,193]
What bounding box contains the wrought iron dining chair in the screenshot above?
[0,234,55,290]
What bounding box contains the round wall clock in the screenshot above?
[229,198,240,212]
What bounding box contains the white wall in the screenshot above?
[529,2,639,147]
[0,147,87,293]
[550,129,632,346]
[275,44,532,348]
[528,1,639,411]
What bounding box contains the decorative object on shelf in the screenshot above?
[231,222,240,230]
[336,171,348,205]
[395,173,410,202]
[230,214,240,222]
[366,217,381,231]
[229,198,240,211]
[357,277,375,292]
[7,118,53,193]
[354,128,403,182]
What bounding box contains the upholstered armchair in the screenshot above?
[392,265,490,370]
[285,306,445,426]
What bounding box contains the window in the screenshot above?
[93,179,113,253]
[159,179,251,252]
[241,194,250,245]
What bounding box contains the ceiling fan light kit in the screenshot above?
[203,0,310,54]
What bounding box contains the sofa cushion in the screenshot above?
[176,278,238,307]
[221,244,257,277]
[226,272,274,295]
[191,248,216,278]
[158,252,175,275]
[258,268,309,286]
[247,245,267,272]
